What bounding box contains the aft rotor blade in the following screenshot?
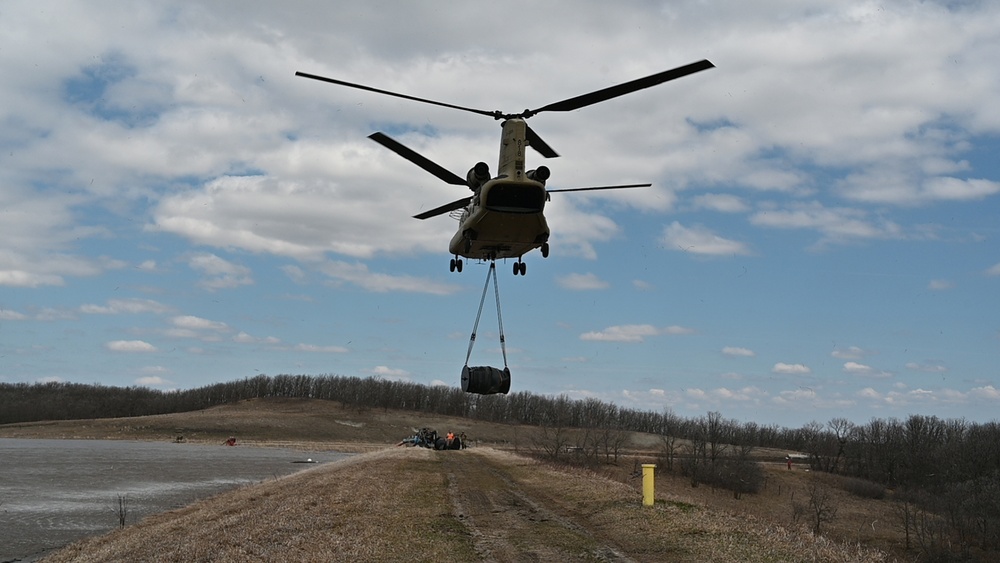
[369,132,467,186]
[413,197,472,220]
[525,124,559,158]
[526,60,715,116]
[296,71,499,119]
[547,183,652,193]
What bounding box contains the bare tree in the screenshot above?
[705,411,728,465]
[807,484,837,534]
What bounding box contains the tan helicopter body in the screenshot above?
[296,60,714,275]
[448,119,550,275]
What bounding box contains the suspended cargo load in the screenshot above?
[461,261,512,395]
[462,365,511,395]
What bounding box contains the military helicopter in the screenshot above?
[296,59,714,276]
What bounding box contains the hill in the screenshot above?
[1,398,901,562]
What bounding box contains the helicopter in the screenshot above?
[296,59,714,276]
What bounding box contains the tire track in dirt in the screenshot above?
[442,452,636,562]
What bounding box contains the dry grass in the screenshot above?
[40,447,894,563]
[3,399,904,562]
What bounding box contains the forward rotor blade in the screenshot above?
[525,124,559,158]
[296,71,499,119]
[413,197,472,220]
[546,183,651,193]
[527,60,715,116]
[369,132,467,186]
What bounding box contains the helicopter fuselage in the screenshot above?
[449,178,550,260]
[449,118,551,261]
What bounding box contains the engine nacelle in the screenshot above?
[467,162,490,191]
[527,166,550,184]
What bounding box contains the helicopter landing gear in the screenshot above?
[541,242,550,258]
[513,260,526,276]
[450,257,463,273]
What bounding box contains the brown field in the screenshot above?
[1,398,905,562]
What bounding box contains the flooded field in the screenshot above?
[0,438,350,562]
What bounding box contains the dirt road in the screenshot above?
[441,452,636,562]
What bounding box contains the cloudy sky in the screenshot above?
[2,1,998,427]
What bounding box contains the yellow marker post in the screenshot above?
[642,463,656,506]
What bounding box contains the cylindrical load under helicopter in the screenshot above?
[461,365,511,395]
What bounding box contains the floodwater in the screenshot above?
[0,438,350,562]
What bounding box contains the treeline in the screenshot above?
[0,375,670,432]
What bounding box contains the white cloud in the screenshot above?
[234,332,280,344]
[928,279,953,290]
[580,324,693,342]
[661,222,751,256]
[986,263,1000,277]
[843,362,893,378]
[772,362,811,375]
[367,365,410,379]
[556,272,610,290]
[0,309,28,321]
[317,260,460,295]
[970,385,1000,401]
[840,174,1000,205]
[857,387,881,400]
[722,346,755,357]
[857,384,1000,408]
[106,340,157,352]
[831,346,869,360]
[80,298,172,315]
[295,343,349,353]
[187,253,253,290]
[843,361,871,373]
[135,375,172,386]
[750,202,902,246]
[632,279,653,291]
[905,361,948,373]
[171,315,229,331]
[690,193,750,213]
[773,388,817,403]
[0,270,65,287]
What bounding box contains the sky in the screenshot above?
[1,1,998,428]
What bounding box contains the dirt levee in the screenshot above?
[42,446,889,563]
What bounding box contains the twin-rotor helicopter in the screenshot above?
[295,59,714,276]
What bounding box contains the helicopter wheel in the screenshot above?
[456,259,463,272]
[449,258,456,272]
[520,262,527,275]
[541,243,549,258]
[513,262,519,276]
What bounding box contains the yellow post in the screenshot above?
[642,463,656,506]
